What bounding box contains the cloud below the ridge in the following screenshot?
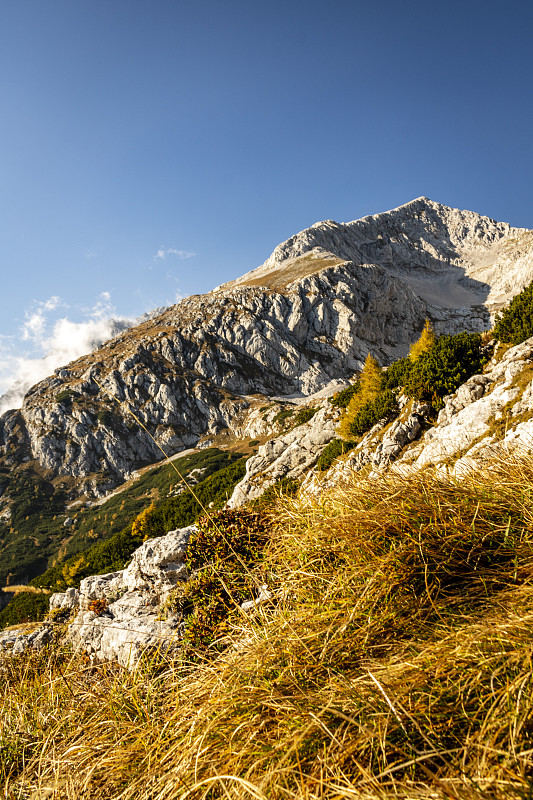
[0,293,134,415]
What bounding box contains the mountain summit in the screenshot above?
[217,197,532,313]
[1,198,532,496]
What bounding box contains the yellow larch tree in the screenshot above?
[409,318,435,362]
[338,353,382,439]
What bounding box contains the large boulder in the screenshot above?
[63,526,195,669]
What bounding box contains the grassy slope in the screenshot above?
[2,452,533,798]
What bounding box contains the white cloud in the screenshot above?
[21,296,64,342]
[0,293,135,415]
[154,247,196,261]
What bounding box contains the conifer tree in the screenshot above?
[409,318,435,362]
[338,353,382,439]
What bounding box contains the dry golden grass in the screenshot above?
[3,453,533,799]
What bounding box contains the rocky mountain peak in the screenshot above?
[0,198,532,499]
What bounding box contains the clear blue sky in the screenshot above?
[0,0,532,394]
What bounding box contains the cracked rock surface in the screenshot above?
[62,526,195,669]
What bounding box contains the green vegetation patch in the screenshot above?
[404,332,484,404]
[316,438,356,471]
[494,280,533,344]
[273,408,294,427]
[292,407,317,426]
[0,591,50,630]
[175,508,270,654]
[62,448,242,561]
[0,470,68,586]
[55,389,74,405]
[32,455,247,592]
[329,384,359,409]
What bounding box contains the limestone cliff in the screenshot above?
[1,197,532,494]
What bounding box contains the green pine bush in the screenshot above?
[0,592,50,630]
[404,332,484,404]
[316,439,356,471]
[345,390,399,437]
[493,281,533,344]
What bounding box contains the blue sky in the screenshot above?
[0,0,532,398]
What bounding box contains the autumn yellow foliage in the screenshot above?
[131,502,156,541]
[338,352,382,439]
[409,317,435,361]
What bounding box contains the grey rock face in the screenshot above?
[67,526,195,669]
[228,401,340,507]
[49,587,80,615]
[0,625,52,655]
[2,197,532,493]
[121,528,190,598]
[371,410,428,466]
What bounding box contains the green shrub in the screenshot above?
[329,384,359,409]
[382,357,412,391]
[293,407,317,426]
[55,390,73,405]
[0,592,50,630]
[177,508,270,653]
[345,390,399,437]
[493,281,533,344]
[97,409,114,427]
[404,332,484,404]
[273,408,294,427]
[316,439,356,471]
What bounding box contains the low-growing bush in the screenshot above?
[404,331,484,403]
[97,409,114,427]
[55,389,74,405]
[292,407,317,426]
[174,508,270,653]
[0,591,50,630]
[316,438,356,471]
[493,280,533,344]
[344,389,399,437]
[273,408,294,426]
[329,383,359,408]
[381,355,412,391]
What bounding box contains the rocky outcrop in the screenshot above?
[309,337,533,492]
[62,527,194,668]
[49,587,80,616]
[36,523,271,668]
[228,400,341,506]
[0,625,52,655]
[0,530,196,666]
